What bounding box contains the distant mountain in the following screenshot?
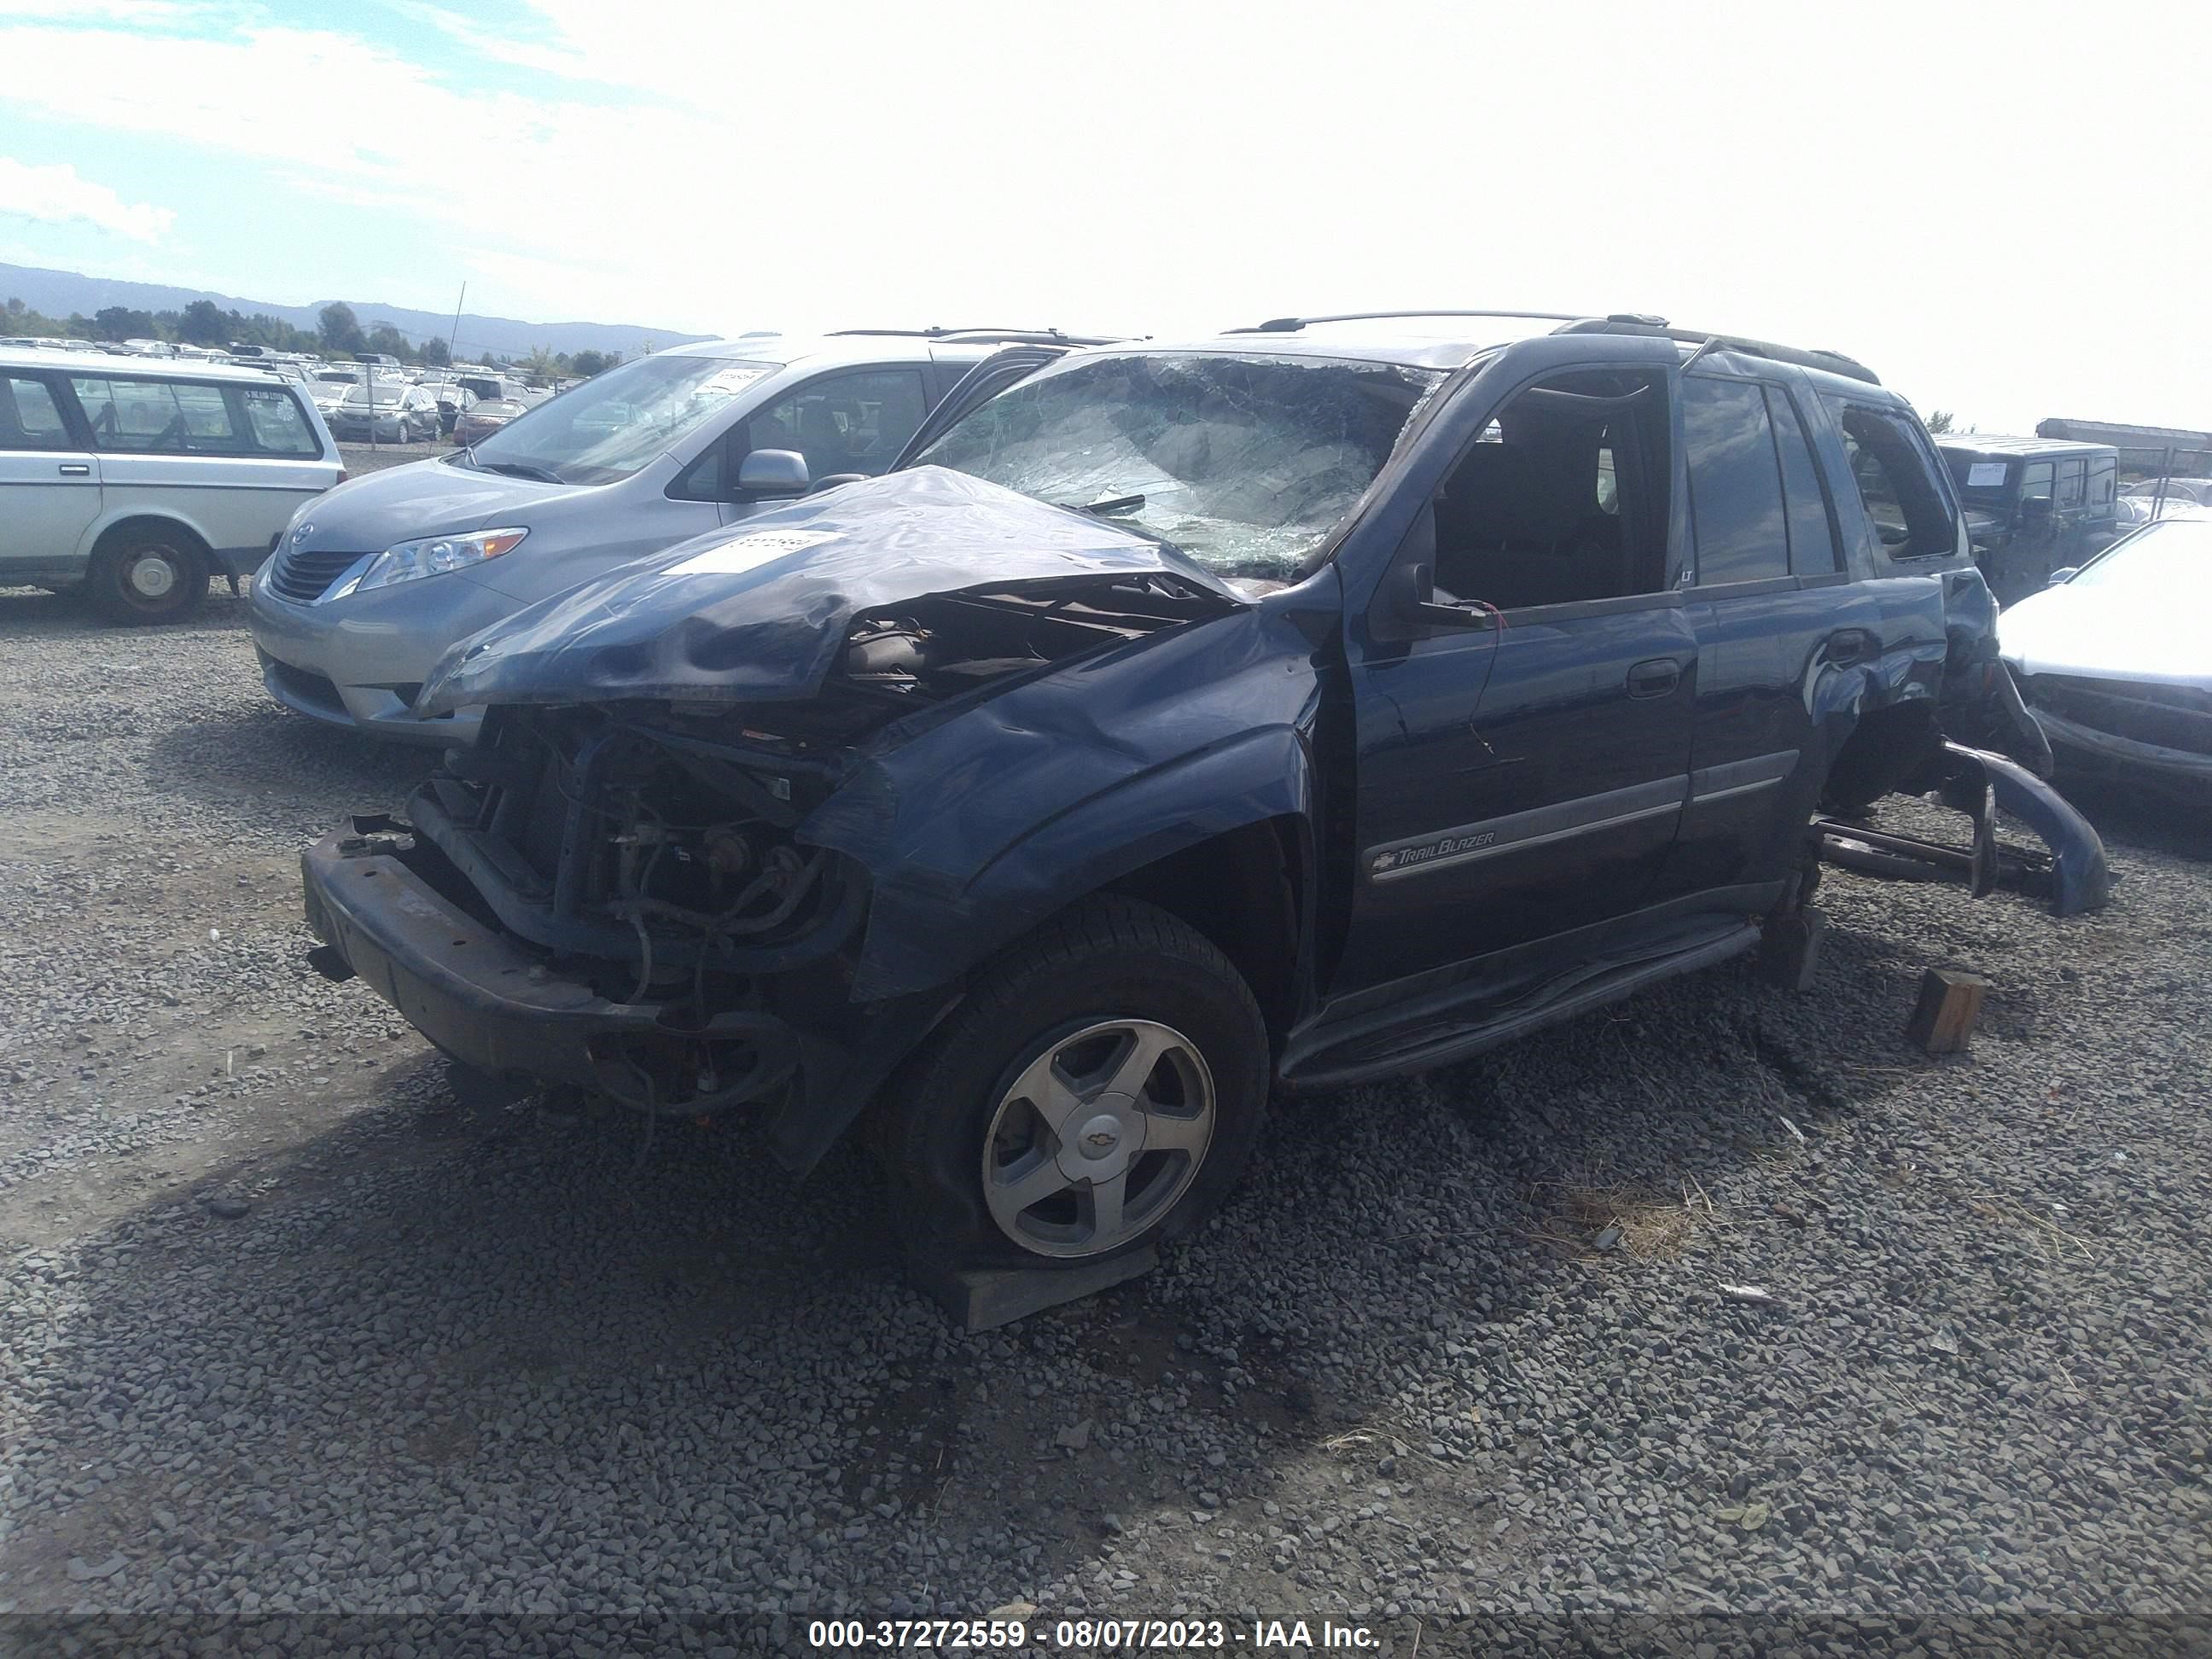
[0,259,714,360]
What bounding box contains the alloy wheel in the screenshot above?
[980,1018,1215,1259]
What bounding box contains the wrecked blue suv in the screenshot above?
[300,312,2105,1287]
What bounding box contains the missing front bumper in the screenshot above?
[301,821,797,1111]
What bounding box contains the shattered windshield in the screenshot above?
[912,352,1445,579]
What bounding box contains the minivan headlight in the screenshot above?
[341,527,528,597]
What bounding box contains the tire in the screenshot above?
[86,524,209,625]
[875,894,1269,1272]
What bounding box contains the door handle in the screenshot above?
[1626,658,1682,698]
[1824,628,1877,665]
[58,463,91,476]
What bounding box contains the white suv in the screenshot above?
[0,348,342,623]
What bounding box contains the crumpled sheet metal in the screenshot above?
[414,467,1243,716]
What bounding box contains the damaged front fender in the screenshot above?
[800,593,1333,1001]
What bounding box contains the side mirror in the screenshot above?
[2046,567,2079,587]
[736,448,810,498]
[807,472,867,496]
[1384,560,1499,633]
[2020,495,2053,521]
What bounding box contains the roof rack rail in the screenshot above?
[1551,317,1880,386]
[1227,309,1600,335]
[829,326,1125,346]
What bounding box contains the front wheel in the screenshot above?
[876,895,1268,1272]
[86,525,208,624]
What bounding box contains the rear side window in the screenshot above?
[68,375,317,457]
[1683,375,1789,585]
[0,374,72,450]
[1764,387,1842,573]
[240,387,319,456]
[2087,455,2116,511]
[2053,457,2086,510]
[71,375,246,453]
[1826,401,1958,560]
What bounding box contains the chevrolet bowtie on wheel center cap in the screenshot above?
[982,1018,1214,1260]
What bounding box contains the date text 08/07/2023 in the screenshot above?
[805,1617,1381,1650]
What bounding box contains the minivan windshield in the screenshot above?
[463,352,777,486]
[911,352,1444,579]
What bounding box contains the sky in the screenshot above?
[1,0,2207,434]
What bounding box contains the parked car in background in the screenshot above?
[451,395,527,446]
[1,346,341,621]
[295,311,2099,1290]
[2000,516,2212,796]
[2114,492,2207,531]
[1936,435,2119,606]
[418,380,478,434]
[325,383,441,444]
[250,329,1115,742]
[2121,475,2212,509]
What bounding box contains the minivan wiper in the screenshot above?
[475,459,566,485]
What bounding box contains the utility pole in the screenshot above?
[448,282,466,367]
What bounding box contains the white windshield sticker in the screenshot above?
[696,365,773,398]
[1967,463,2007,487]
[667,528,839,577]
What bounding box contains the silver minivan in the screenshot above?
[1,348,342,623]
[247,329,1097,743]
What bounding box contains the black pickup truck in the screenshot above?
[301,311,2106,1284]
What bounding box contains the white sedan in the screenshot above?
[2000,517,2212,793]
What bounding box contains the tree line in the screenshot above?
[3,296,627,378]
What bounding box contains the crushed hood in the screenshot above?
[415,467,1246,715]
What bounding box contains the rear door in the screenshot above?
[2050,454,2090,573]
[65,372,334,574]
[2082,452,2118,554]
[0,368,102,579]
[1649,368,1858,903]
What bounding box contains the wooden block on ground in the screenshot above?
[1906,968,1987,1053]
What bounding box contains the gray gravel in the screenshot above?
[1,582,2207,1644]
[337,439,449,477]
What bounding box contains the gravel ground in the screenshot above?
[0,585,2206,1650]
[338,439,448,477]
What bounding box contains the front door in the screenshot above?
[1336,360,1695,994]
[0,370,101,579]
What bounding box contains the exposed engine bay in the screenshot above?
[831,576,1228,703]
[365,573,1228,1114]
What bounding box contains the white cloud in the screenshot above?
[0,157,175,242]
[1,1,2209,431]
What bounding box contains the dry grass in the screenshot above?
[1963,1192,2098,1263]
[1529,1172,1722,1260]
